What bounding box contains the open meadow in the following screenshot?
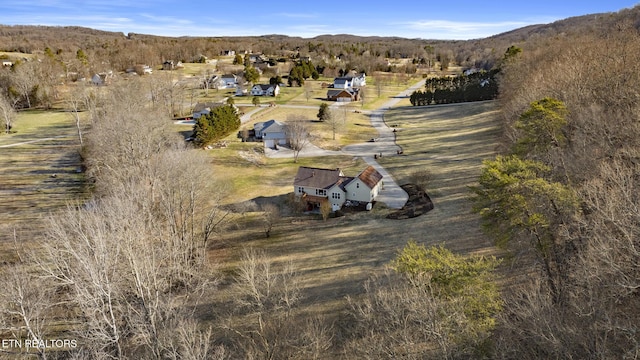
[206,100,503,321]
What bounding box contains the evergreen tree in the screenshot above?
[192,104,240,146]
[244,66,260,84]
[471,155,578,300]
[513,97,568,157]
[317,103,330,122]
[391,241,502,352]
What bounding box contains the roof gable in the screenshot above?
[357,166,383,189]
[327,89,353,97]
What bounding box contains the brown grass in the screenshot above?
[0,110,86,260]
[209,100,504,320]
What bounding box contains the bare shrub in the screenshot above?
[408,168,433,190]
[225,247,331,359]
[260,203,280,238]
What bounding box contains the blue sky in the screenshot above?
[1,1,638,40]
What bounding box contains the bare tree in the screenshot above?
[359,86,366,108]
[260,203,280,238]
[346,272,460,359]
[0,260,53,359]
[145,70,187,118]
[10,60,38,108]
[21,79,226,359]
[304,82,314,102]
[0,92,16,134]
[327,107,346,140]
[66,83,88,145]
[40,200,127,359]
[162,316,226,360]
[286,114,310,163]
[320,200,331,221]
[374,74,385,98]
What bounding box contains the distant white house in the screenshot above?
[220,74,238,88]
[248,53,268,63]
[333,72,366,89]
[91,74,104,86]
[206,74,238,89]
[90,71,113,86]
[333,77,352,89]
[254,119,288,148]
[250,84,280,97]
[1,60,12,67]
[351,72,366,87]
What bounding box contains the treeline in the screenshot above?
[3,6,639,78]
[410,69,499,106]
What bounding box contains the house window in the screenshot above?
[297,187,304,194]
[315,189,326,196]
[331,193,341,199]
[356,183,360,189]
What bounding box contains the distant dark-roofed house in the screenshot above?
[162,60,182,70]
[254,119,288,148]
[327,88,359,102]
[192,102,225,119]
[163,60,176,70]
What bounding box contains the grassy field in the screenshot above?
[0,110,86,257]
[208,100,503,320]
[0,71,500,325]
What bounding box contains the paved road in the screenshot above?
[265,79,426,209]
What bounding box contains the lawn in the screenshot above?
[0,110,86,256]
[0,110,77,146]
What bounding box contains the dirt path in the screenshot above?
[0,135,69,148]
